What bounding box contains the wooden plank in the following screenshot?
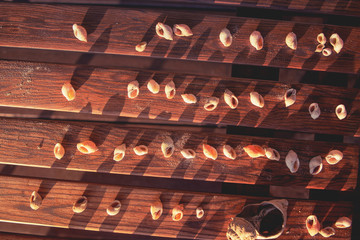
[0,175,353,239]
[0,61,359,136]
[0,118,357,191]
[0,233,65,240]
[0,3,359,74]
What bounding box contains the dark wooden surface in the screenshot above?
[0,3,359,74]
[0,233,65,240]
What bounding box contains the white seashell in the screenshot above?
[127,80,139,99]
[147,79,160,94]
[133,145,148,156]
[315,43,325,52]
[265,147,280,161]
[309,103,321,120]
[223,145,236,160]
[319,227,335,238]
[72,24,87,42]
[285,32,297,50]
[181,149,196,159]
[165,81,176,99]
[335,217,352,228]
[77,140,98,154]
[54,143,65,160]
[181,94,197,104]
[196,207,204,219]
[62,82,76,101]
[113,143,126,161]
[173,24,193,37]
[29,191,42,210]
[285,150,300,173]
[317,33,326,44]
[249,31,264,50]
[150,199,163,220]
[156,22,173,40]
[335,104,347,120]
[224,89,238,109]
[309,155,323,175]
[325,150,343,165]
[330,33,343,54]
[172,204,184,221]
[204,97,219,111]
[243,145,265,158]
[306,215,321,236]
[322,48,332,56]
[203,144,218,160]
[73,196,88,213]
[219,28,232,47]
[284,88,296,107]
[135,41,147,52]
[250,91,265,108]
[161,136,174,158]
[106,200,121,216]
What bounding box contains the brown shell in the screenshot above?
[73,196,88,213]
[77,140,98,154]
[29,191,42,210]
[54,143,65,160]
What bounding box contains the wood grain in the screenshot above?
[0,233,65,240]
[0,60,359,136]
[0,3,359,74]
[0,117,357,191]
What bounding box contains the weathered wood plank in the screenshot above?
[0,61,359,136]
[0,3,359,74]
[0,118,357,191]
[0,233,65,240]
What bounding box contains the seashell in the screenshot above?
[309,103,321,120]
[196,206,204,219]
[322,48,332,56]
[285,32,297,50]
[172,204,184,221]
[161,136,174,158]
[243,145,265,158]
[309,155,323,175]
[335,217,352,228]
[250,91,265,108]
[150,199,163,220]
[135,41,147,52]
[73,196,88,213]
[249,31,264,50]
[330,33,343,54]
[285,150,300,173]
[72,24,87,42]
[219,28,232,47]
[54,143,65,160]
[29,191,42,210]
[223,145,236,160]
[133,145,148,156]
[106,200,121,216]
[173,24,193,37]
[224,89,238,109]
[306,215,321,236]
[203,144,218,160]
[147,79,160,94]
[315,43,325,52]
[62,82,76,101]
[127,80,139,99]
[113,143,126,161]
[156,22,173,41]
[204,97,219,111]
[319,227,335,238]
[165,81,176,99]
[335,104,347,120]
[325,150,343,165]
[284,88,296,107]
[181,149,196,159]
[265,147,280,161]
[181,94,197,104]
[77,140,98,154]
[227,217,257,240]
[317,33,326,44]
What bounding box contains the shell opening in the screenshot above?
[129,89,138,98]
[159,28,164,36]
[175,213,182,220]
[77,198,86,204]
[206,104,214,110]
[175,28,181,35]
[169,90,175,98]
[79,146,88,153]
[114,153,123,161]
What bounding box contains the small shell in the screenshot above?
[127,80,139,99]
[172,204,184,221]
[219,28,232,47]
[249,31,264,50]
[284,88,296,107]
[181,94,197,104]
[54,143,65,160]
[181,149,196,159]
[330,33,343,54]
[335,217,352,228]
[196,207,204,219]
[73,196,88,213]
[317,33,326,44]
[106,200,121,216]
[204,97,219,111]
[315,43,325,52]
[306,215,321,236]
[72,24,87,42]
[223,145,236,160]
[161,136,174,158]
[133,145,148,156]
[265,147,280,161]
[135,41,147,52]
[150,199,163,220]
[77,140,98,154]
[203,144,218,160]
[147,79,160,94]
[156,22,173,40]
[309,155,323,175]
[285,32,297,50]
[165,81,176,99]
[113,143,126,161]
[243,145,265,158]
[224,89,238,109]
[309,103,321,120]
[319,227,335,238]
[285,150,300,173]
[62,82,76,101]
[322,48,332,56]
[250,92,265,108]
[335,104,347,120]
[173,24,193,37]
[325,150,343,165]
[29,191,42,210]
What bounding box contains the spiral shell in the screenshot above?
[285,32,297,50]
[315,43,325,52]
[173,24,193,37]
[223,145,236,160]
[147,79,160,94]
[73,196,88,213]
[322,48,332,56]
[77,140,98,154]
[319,227,335,237]
[127,80,139,99]
[203,144,218,160]
[243,145,265,158]
[224,89,238,109]
[325,150,343,165]
[107,200,121,216]
[250,92,265,108]
[284,88,296,107]
[306,215,321,236]
[309,155,323,175]
[150,199,163,220]
[317,33,326,44]
[309,103,321,120]
[29,191,42,210]
[62,82,76,101]
[330,33,343,54]
[335,104,347,120]
[285,150,300,173]
[219,28,232,47]
[196,207,204,219]
[113,143,126,161]
[265,147,280,161]
[335,217,352,228]
[72,24,87,42]
[161,136,174,158]
[54,143,65,160]
[249,31,263,50]
[181,94,197,104]
[133,145,148,156]
[156,22,173,40]
[165,81,176,99]
[135,42,147,52]
[181,149,196,159]
[204,97,219,111]
[172,204,184,221]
